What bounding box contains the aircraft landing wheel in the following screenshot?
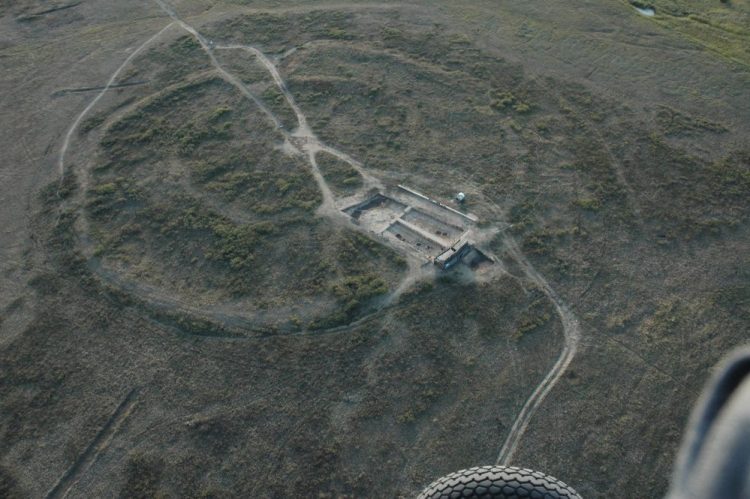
[418,465,582,499]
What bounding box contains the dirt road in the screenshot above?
[57,0,583,474]
[496,235,582,465]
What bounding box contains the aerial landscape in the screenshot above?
[0,0,748,497]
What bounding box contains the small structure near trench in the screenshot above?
[343,184,492,270]
[435,238,472,270]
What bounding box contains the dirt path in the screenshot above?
[496,234,582,465]
[213,43,384,200]
[216,44,310,131]
[153,2,392,225]
[56,0,584,471]
[54,1,406,338]
[56,23,175,184]
[157,0,385,201]
[153,22,346,215]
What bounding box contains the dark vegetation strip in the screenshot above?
[45,388,138,499]
[52,81,149,98]
[17,2,81,22]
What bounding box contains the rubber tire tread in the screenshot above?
[417,465,582,499]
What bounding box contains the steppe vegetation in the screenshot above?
[628,0,750,66]
[316,151,364,196]
[79,39,406,331]
[0,0,748,497]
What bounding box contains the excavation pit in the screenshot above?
[343,185,491,269]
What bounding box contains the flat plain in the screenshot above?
[0,0,748,497]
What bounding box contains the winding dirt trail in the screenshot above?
[56,0,584,472]
[57,0,412,337]
[250,18,587,463]
[213,43,384,203]
[153,0,380,216]
[496,235,582,465]
[216,43,311,131]
[56,22,175,183]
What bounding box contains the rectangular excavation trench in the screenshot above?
[343,185,488,268]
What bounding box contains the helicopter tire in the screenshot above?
[417,465,582,499]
